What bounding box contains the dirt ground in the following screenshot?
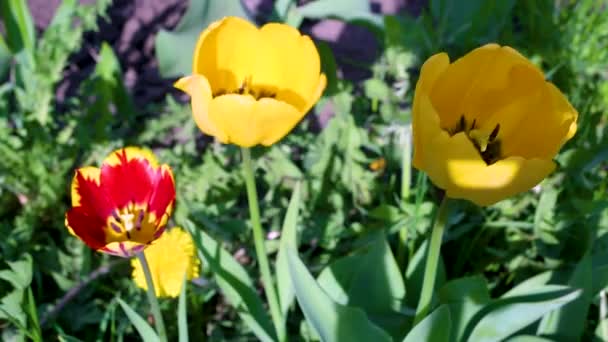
[26,0,425,110]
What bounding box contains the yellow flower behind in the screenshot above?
[131,227,200,298]
[412,44,578,206]
[175,16,326,147]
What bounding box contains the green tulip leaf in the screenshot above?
[439,276,491,342]
[276,182,302,317]
[117,298,160,342]
[317,232,405,313]
[402,305,451,342]
[287,248,392,342]
[467,285,581,342]
[188,228,275,342]
[507,336,554,342]
[535,254,591,340]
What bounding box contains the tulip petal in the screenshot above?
[205,93,303,147]
[413,53,450,165]
[548,82,578,142]
[148,164,176,223]
[174,75,227,142]
[414,93,556,206]
[207,94,257,146]
[100,241,147,258]
[259,23,322,111]
[430,44,541,129]
[71,167,113,220]
[65,207,108,250]
[255,98,307,146]
[100,148,158,209]
[417,52,450,94]
[302,73,327,116]
[444,157,555,206]
[499,80,578,159]
[103,146,159,168]
[193,17,263,95]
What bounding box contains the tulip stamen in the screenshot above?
[212,77,277,100]
[489,124,500,142]
[108,206,150,239]
[468,123,501,165]
[449,115,476,136]
[135,210,144,231]
[450,115,502,165]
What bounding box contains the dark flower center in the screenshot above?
[213,76,277,100]
[448,115,501,165]
[109,205,153,242]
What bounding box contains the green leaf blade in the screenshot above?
[188,227,275,342]
[467,286,581,342]
[276,182,302,317]
[287,248,392,342]
[178,276,188,342]
[403,305,451,342]
[117,298,160,342]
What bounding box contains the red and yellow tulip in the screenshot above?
[65,147,176,257]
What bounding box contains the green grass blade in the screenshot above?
[178,276,188,342]
[117,298,160,342]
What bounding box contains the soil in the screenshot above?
[26,0,426,112]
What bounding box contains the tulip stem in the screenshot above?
[136,252,167,342]
[241,148,286,342]
[413,196,451,326]
[397,126,413,268]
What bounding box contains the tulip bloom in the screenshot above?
[65,147,176,257]
[412,44,578,206]
[131,227,200,298]
[175,16,326,147]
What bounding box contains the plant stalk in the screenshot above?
[136,252,168,342]
[397,126,413,267]
[241,148,286,342]
[413,196,451,325]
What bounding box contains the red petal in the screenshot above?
[148,165,176,220]
[100,149,155,208]
[72,168,114,221]
[66,207,107,250]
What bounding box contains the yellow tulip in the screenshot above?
[412,44,578,206]
[175,17,327,147]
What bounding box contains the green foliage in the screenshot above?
[287,248,392,342]
[117,298,160,342]
[402,305,451,342]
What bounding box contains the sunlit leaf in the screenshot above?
[467,286,581,342]
[188,227,275,342]
[402,305,451,342]
[537,254,592,341]
[287,248,392,342]
[276,182,302,317]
